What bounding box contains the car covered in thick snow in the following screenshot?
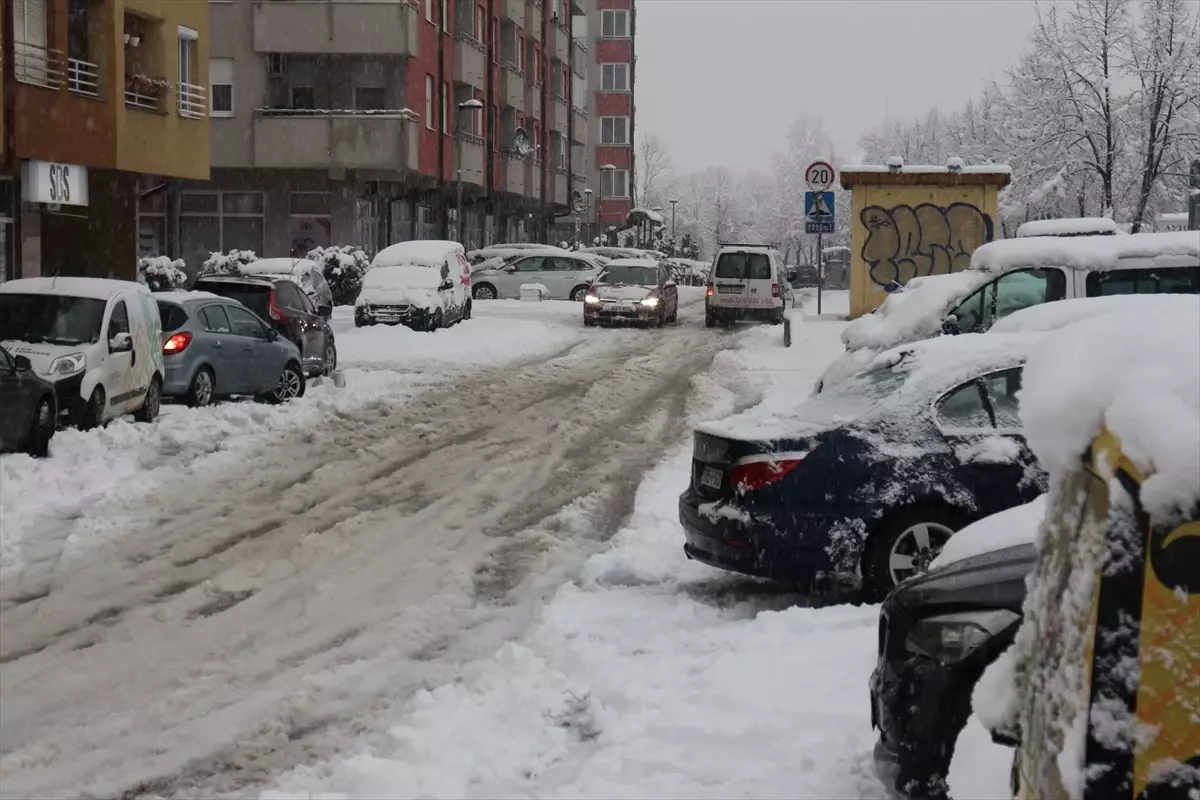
[238,258,334,317]
[583,259,679,327]
[817,230,1200,392]
[679,332,1048,595]
[356,240,472,330]
[470,251,604,301]
[1014,216,1120,238]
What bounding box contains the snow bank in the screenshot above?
[970,230,1200,274]
[990,293,1200,336]
[1015,217,1118,238]
[930,496,1044,570]
[373,240,464,268]
[841,271,990,352]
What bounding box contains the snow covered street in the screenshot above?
[0,289,905,800]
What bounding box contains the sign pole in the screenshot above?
[817,232,823,316]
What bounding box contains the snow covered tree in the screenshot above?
[308,245,371,305]
[136,256,187,292]
[201,249,258,276]
[636,132,673,208]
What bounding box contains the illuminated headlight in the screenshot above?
[584,294,601,304]
[47,353,86,376]
[904,609,1020,664]
[640,297,660,308]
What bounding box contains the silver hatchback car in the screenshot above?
[470,252,605,301]
[155,291,307,406]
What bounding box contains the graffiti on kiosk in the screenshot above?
[860,202,994,288]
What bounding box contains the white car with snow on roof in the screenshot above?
[356,240,472,331]
[0,277,165,429]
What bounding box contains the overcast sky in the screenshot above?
[634,0,1040,174]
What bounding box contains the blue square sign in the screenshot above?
[805,191,835,234]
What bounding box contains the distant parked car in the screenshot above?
[679,332,1047,595]
[471,251,604,301]
[155,291,307,406]
[192,274,336,378]
[239,258,334,317]
[584,259,679,327]
[0,344,57,456]
[356,240,472,330]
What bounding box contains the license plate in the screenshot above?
[610,304,636,313]
[700,466,723,490]
[717,285,744,294]
[377,314,400,321]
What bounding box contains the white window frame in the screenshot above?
[441,0,449,32]
[600,9,629,38]
[209,57,234,118]
[425,0,433,23]
[600,169,629,199]
[600,63,629,92]
[600,116,629,145]
[425,74,435,130]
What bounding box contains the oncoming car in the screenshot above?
[584,259,679,327]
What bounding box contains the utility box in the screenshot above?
[840,159,1011,319]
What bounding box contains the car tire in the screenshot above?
[656,308,665,328]
[705,313,716,328]
[186,367,216,408]
[583,316,596,327]
[428,310,443,332]
[79,386,105,430]
[134,377,162,423]
[570,285,590,302]
[354,318,366,328]
[264,361,306,404]
[24,396,55,457]
[862,506,966,596]
[473,283,497,300]
[322,342,337,376]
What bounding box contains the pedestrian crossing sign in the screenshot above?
[805,191,836,234]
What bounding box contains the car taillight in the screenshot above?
[269,291,288,322]
[163,332,193,354]
[729,455,805,494]
[706,284,714,297]
[771,283,781,297]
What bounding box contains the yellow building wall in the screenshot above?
[115,0,210,180]
[847,183,1000,318]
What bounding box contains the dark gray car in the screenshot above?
[155,292,306,407]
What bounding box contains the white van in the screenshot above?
[0,277,165,428]
[705,243,793,327]
[356,240,472,330]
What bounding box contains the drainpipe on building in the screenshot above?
[485,0,496,228]
[565,14,573,244]
[438,0,448,239]
[628,2,637,207]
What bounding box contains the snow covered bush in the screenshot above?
[201,249,258,276]
[136,256,188,292]
[308,245,371,305]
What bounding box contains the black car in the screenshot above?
[0,345,57,457]
[193,275,337,378]
[678,333,1047,595]
[870,541,1034,798]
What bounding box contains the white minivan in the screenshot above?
[0,277,165,428]
[705,243,793,327]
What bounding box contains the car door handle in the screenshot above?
[213,340,223,348]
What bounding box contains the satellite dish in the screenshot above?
[513,127,533,157]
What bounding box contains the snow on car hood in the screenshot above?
[592,284,653,302]
[930,495,1046,570]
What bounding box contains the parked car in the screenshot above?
[238,258,334,317]
[356,240,472,330]
[705,243,793,326]
[0,344,58,456]
[678,332,1047,595]
[155,291,306,406]
[1014,216,1120,238]
[0,277,164,429]
[871,497,1043,798]
[579,246,647,261]
[818,230,1200,393]
[583,259,679,327]
[471,251,604,301]
[192,274,336,378]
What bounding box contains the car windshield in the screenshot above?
[195,281,271,319]
[0,293,108,346]
[714,252,771,280]
[599,266,658,286]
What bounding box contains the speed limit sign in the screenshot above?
[805,160,835,191]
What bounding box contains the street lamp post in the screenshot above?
[669,198,678,240]
[651,206,664,250]
[455,98,484,244]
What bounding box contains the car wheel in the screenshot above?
[473,283,497,300]
[77,386,105,430]
[428,310,443,331]
[584,316,596,327]
[570,285,590,302]
[322,342,338,376]
[134,377,162,423]
[354,318,366,328]
[862,507,964,595]
[186,367,215,408]
[266,362,306,404]
[24,396,55,457]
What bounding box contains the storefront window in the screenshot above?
[180,190,265,269]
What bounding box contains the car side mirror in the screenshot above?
[505,265,518,273]
[989,726,1020,748]
[13,355,32,371]
[109,332,133,353]
[942,314,961,336]
[439,279,454,291]
[266,328,279,342]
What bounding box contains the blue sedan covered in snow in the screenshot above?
[678,333,1048,595]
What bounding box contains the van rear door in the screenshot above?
[710,251,776,309]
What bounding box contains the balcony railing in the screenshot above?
[125,89,161,112]
[15,42,65,90]
[67,57,101,97]
[125,74,171,112]
[178,82,207,118]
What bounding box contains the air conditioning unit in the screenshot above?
[267,53,287,77]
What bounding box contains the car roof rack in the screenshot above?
[717,241,779,249]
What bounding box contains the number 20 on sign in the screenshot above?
[805,160,835,192]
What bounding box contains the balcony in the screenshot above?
[15,42,66,90]
[67,58,101,98]
[253,0,418,56]
[457,133,485,186]
[505,0,525,24]
[503,65,526,111]
[125,73,172,113]
[571,106,586,143]
[550,23,569,63]
[454,36,486,88]
[551,96,568,133]
[253,109,419,170]
[504,154,527,195]
[553,169,567,205]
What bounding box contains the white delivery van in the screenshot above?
[0,277,165,428]
[357,240,472,330]
[705,243,793,327]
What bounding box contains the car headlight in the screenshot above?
[584,294,600,304]
[640,297,660,308]
[904,609,1019,664]
[48,353,86,376]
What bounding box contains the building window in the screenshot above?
[14,0,51,87]
[600,116,629,145]
[291,86,315,110]
[491,17,499,63]
[518,34,526,72]
[492,104,499,150]
[475,5,486,41]
[600,9,629,38]
[209,57,234,117]
[533,45,542,83]
[600,169,629,198]
[289,192,331,256]
[441,82,449,134]
[425,0,433,23]
[355,86,385,111]
[441,0,448,31]
[425,74,434,129]
[180,190,265,269]
[600,63,629,92]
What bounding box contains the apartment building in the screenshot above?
[2,0,211,280]
[576,0,633,243]
[188,0,587,265]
